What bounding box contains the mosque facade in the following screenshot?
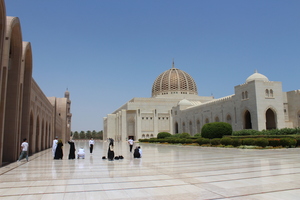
[103,63,300,141]
[0,0,72,166]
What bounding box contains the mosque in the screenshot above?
[0,0,72,166]
[103,62,300,141]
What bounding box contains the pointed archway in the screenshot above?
[266,108,276,130]
[244,110,252,129]
[174,122,179,134]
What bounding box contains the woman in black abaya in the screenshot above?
[107,138,114,161]
[54,139,63,159]
[68,139,76,159]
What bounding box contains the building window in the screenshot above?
[265,89,269,97]
[270,89,274,97]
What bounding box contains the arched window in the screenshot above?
[270,89,273,97]
[205,118,209,124]
[196,120,201,133]
[265,89,269,97]
[189,121,193,135]
[226,115,232,125]
[245,91,248,99]
[215,116,219,122]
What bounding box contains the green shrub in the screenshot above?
[232,129,260,136]
[171,133,181,138]
[184,139,194,144]
[220,137,232,146]
[139,139,149,142]
[157,132,172,139]
[201,122,232,139]
[255,138,269,147]
[278,128,300,135]
[242,138,256,145]
[196,138,210,145]
[296,138,300,147]
[149,138,158,143]
[194,133,201,137]
[210,138,221,145]
[280,138,297,147]
[268,138,281,147]
[180,133,191,138]
[232,139,242,147]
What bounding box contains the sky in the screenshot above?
[5,0,300,132]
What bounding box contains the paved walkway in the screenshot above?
[1,140,300,200]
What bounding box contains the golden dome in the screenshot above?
[152,67,198,97]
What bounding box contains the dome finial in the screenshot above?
[172,58,175,68]
[255,69,258,73]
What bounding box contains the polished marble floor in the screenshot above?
[1,140,300,200]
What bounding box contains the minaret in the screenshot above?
[64,88,70,100]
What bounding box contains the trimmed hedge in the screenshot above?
[196,138,210,145]
[139,134,298,148]
[211,138,221,145]
[157,132,172,139]
[180,133,191,138]
[280,138,297,147]
[255,138,269,148]
[242,138,256,145]
[201,122,232,139]
[233,127,300,136]
[232,139,242,147]
[220,137,233,146]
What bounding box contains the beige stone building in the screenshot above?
[104,64,300,141]
[0,0,72,166]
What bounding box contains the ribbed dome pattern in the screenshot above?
[152,67,198,97]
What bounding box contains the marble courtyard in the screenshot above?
[1,141,300,200]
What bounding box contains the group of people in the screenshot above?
[128,138,142,158]
[17,136,142,162]
[52,136,64,159]
[51,137,95,160]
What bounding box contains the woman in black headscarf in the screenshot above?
[54,139,63,159]
[68,139,76,159]
[107,138,114,161]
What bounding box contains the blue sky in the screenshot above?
[5,0,300,132]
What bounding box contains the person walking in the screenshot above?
[128,138,134,152]
[52,136,58,158]
[18,138,29,162]
[89,138,95,154]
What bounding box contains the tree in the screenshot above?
[72,131,79,139]
[92,130,97,138]
[86,130,92,139]
[79,131,86,139]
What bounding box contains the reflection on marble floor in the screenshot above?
[1,140,300,200]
